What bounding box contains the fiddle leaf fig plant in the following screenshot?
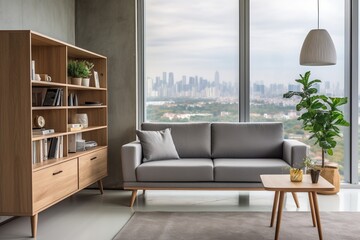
[283,71,350,168]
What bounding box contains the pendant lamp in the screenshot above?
[299,0,336,66]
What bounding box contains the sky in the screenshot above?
[145,0,345,89]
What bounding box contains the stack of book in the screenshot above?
[32,128,55,135]
[32,136,64,164]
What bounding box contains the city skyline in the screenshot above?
[146,70,343,99]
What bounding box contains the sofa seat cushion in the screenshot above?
[136,158,214,182]
[214,158,289,182]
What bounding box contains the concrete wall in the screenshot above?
[76,0,137,188]
[0,0,75,44]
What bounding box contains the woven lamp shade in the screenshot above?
[300,29,336,66]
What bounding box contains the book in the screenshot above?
[31,60,36,81]
[83,101,103,106]
[59,136,63,158]
[68,123,83,131]
[43,139,48,160]
[32,87,47,106]
[55,89,63,106]
[48,137,58,159]
[32,129,55,135]
[43,89,60,106]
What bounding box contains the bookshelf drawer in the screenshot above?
[79,148,107,188]
[33,159,78,211]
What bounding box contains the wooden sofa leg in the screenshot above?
[291,192,300,208]
[130,190,138,207]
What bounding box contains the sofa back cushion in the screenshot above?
[211,122,283,158]
[141,122,211,158]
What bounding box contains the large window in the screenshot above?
[140,1,357,182]
[144,0,239,122]
[249,0,346,177]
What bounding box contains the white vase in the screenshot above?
[72,113,88,128]
[82,78,90,87]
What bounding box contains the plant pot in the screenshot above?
[82,78,90,87]
[71,77,82,85]
[317,162,340,195]
[310,169,321,183]
[290,168,303,182]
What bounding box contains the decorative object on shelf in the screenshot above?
[72,113,88,128]
[283,71,349,192]
[300,0,336,66]
[93,71,100,88]
[34,74,41,81]
[33,115,45,128]
[39,74,51,82]
[290,168,303,182]
[68,60,94,86]
[85,140,98,149]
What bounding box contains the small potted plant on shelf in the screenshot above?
[80,61,94,87]
[283,71,349,193]
[68,60,94,86]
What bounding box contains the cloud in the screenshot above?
[145,0,345,87]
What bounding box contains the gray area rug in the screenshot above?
[114,212,359,240]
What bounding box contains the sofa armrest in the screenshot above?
[283,139,309,168]
[121,141,142,182]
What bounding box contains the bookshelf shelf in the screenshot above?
[0,30,108,238]
[68,105,107,109]
[67,125,107,133]
[32,81,67,87]
[32,132,67,141]
[32,106,67,110]
[67,84,106,91]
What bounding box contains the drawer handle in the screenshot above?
[91,157,97,161]
[52,170,63,176]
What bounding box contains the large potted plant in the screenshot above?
[283,71,349,193]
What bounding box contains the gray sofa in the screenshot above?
[121,122,308,207]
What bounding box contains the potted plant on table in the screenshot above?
[283,71,349,192]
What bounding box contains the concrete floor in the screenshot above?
[0,189,360,240]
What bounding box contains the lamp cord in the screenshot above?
[317,0,320,29]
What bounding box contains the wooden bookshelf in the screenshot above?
[0,30,108,237]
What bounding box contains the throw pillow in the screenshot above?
[136,128,180,162]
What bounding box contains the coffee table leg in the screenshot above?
[270,191,279,227]
[312,192,323,240]
[308,192,317,227]
[275,191,285,240]
[291,192,300,208]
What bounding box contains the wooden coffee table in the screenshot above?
[261,174,334,240]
